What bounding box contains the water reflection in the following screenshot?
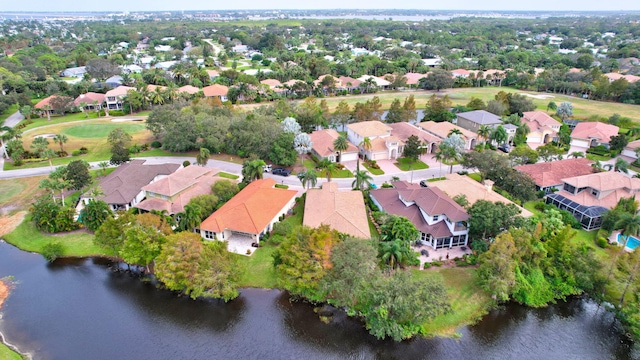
[0,241,637,360]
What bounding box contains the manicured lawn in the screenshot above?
[63,123,145,138]
[0,181,25,204]
[363,163,384,175]
[467,173,482,182]
[586,153,611,162]
[3,217,107,257]
[394,158,429,171]
[219,172,240,180]
[413,267,494,337]
[427,177,446,182]
[523,200,544,216]
[0,343,22,360]
[303,158,353,178]
[236,243,278,288]
[275,184,289,189]
[570,228,608,259]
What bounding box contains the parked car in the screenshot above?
[498,144,511,153]
[272,168,291,176]
[419,180,429,187]
[263,164,272,173]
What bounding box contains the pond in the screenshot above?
[0,241,637,360]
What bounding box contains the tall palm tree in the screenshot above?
[380,240,404,271]
[52,134,68,153]
[352,169,373,190]
[570,151,584,159]
[42,104,52,121]
[196,147,211,166]
[491,126,508,146]
[318,158,337,182]
[333,135,349,163]
[603,213,640,297]
[615,158,629,174]
[297,170,317,189]
[178,203,202,232]
[359,137,372,160]
[477,125,491,145]
[448,128,462,136]
[241,159,265,183]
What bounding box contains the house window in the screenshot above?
[433,215,439,221]
[203,230,215,239]
[591,189,599,197]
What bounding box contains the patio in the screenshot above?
[413,244,472,269]
[226,233,257,256]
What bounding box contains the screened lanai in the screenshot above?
[545,193,608,230]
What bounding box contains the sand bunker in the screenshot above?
[111,118,144,122]
[33,134,56,139]
[521,93,555,100]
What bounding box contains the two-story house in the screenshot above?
[570,121,619,149]
[455,110,502,134]
[545,171,640,230]
[104,86,135,112]
[347,121,400,160]
[417,121,478,150]
[521,111,562,146]
[370,181,470,250]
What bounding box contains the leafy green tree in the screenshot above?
[557,124,572,146]
[82,199,112,231]
[211,180,239,205]
[537,143,565,162]
[94,211,135,259]
[466,97,486,110]
[609,134,628,152]
[477,231,518,301]
[436,134,465,174]
[385,98,405,123]
[509,145,539,165]
[318,158,337,182]
[331,101,351,129]
[380,215,420,247]
[269,132,297,166]
[420,69,454,91]
[42,241,65,262]
[423,94,455,122]
[468,200,525,241]
[402,95,417,123]
[66,160,91,190]
[108,127,132,165]
[122,223,167,273]
[556,102,573,120]
[402,135,425,162]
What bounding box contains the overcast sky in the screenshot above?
[3,0,640,12]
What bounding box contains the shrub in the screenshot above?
[183,160,190,167]
[141,143,150,151]
[56,151,68,158]
[71,150,82,156]
[150,140,162,149]
[42,241,64,262]
[79,147,89,154]
[597,237,608,248]
[109,110,125,116]
[431,261,443,267]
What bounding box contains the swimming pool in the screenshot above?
[617,233,640,250]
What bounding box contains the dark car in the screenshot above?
[272,168,291,176]
[419,180,429,187]
[498,144,511,153]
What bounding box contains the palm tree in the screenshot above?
[448,128,462,136]
[615,158,629,174]
[380,240,404,271]
[79,101,89,118]
[196,147,211,166]
[603,213,640,298]
[352,169,373,190]
[42,104,52,121]
[434,148,445,177]
[98,161,109,175]
[297,170,317,189]
[359,137,372,160]
[92,100,101,117]
[546,101,557,114]
[178,203,202,232]
[570,151,584,159]
[52,134,68,153]
[333,135,349,163]
[241,159,265,183]
[477,125,491,145]
[318,158,337,182]
[491,126,508,146]
[0,126,14,160]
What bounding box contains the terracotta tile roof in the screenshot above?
[457,110,502,126]
[387,122,441,145]
[136,167,228,215]
[451,69,471,76]
[202,84,229,97]
[515,158,594,188]
[260,79,282,89]
[200,178,297,235]
[283,79,304,87]
[562,171,640,193]
[357,75,391,86]
[177,85,200,94]
[206,69,219,77]
[92,160,180,205]
[404,72,427,85]
[370,183,468,238]
[625,139,640,151]
[430,173,533,217]
[104,86,135,98]
[34,95,56,109]
[337,76,361,87]
[303,182,371,238]
[605,72,640,83]
[73,92,105,106]
[556,187,637,209]
[570,121,619,142]
[147,84,167,92]
[369,137,392,152]
[417,121,476,141]
[310,129,358,157]
[347,121,392,138]
[522,111,561,133]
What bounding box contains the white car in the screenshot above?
[263,164,272,172]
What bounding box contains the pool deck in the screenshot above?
[609,231,637,252]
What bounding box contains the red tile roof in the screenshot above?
[200,178,297,235]
[202,84,229,97]
[34,95,56,109]
[515,158,594,188]
[310,129,358,157]
[74,92,105,106]
[571,121,619,142]
[521,111,561,132]
[387,122,441,145]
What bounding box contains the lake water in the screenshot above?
[0,241,637,360]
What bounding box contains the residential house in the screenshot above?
[177,85,201,96]
[429,173,533,217]
[135,166,229,217]
[121,64,143,74]
[206,69,219,80]
[202,84,229,102]
[521,111,562,145]
[455,110,503,134]
[34,96,57,115]
[199,178,297,248]
[546,171,640,230]
[417,121,478,150]
[503,124,518,144]
[357,75,391,90]
[104,86,135,111]
[73,92,105,110]
[451,69,471,78]
[104,75,123,88]
[604,72,640,83]
[422,58,443,67]
[387,122,441,154]
[370,181,470,249]
[260,79,286,94]
[514,158,594,193]
[347,121,400,160]
[154,61,177,71]
[337,76,361,92]
[80,160,180,211]
[404,72,427,87]
[303,182,371,238]
[61,66,86,78]
[570,121,619,148]
[622,139,640,159]
[309,129,359,163]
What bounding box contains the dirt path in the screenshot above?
[0,211,26,238]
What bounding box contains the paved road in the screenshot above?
[2,111,24,128]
